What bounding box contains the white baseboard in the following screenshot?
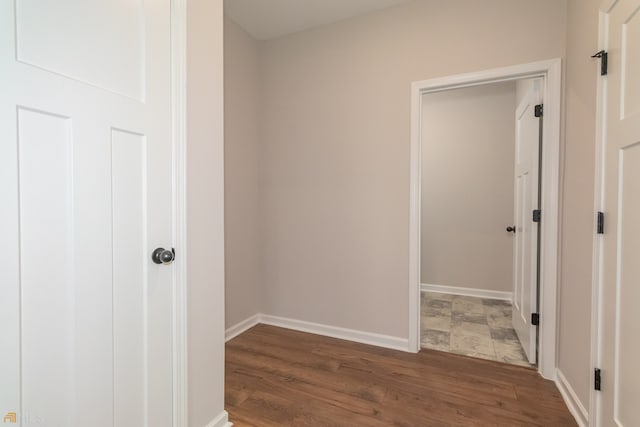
[225,313,261,342]
[555,369,588,427]
[205,410,232,427]
[260,314,410,352]
[421,283,512,301]
[226,313,410,352]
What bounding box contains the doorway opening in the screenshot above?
[409,59,562,380]
[419,78,541,368]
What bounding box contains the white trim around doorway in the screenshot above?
[588,2,615,425]
[408,59,562,380]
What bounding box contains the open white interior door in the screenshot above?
[0,1,174,426]
[599,0,640,424]
[512,81,542,365]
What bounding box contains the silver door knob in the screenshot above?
[152,247,175,265]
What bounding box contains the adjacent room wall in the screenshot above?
[224,17,264,328]
[420,82,516,293]
[260,0,566,338]
[187,0,227,425]
[558,0,602,414]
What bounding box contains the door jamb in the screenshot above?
[171,0,188,426]
[590,1,616,425]
[408,58,562,380]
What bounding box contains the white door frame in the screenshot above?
[408,58,562,380]
[170,1,188,426]
[589,1,616,425]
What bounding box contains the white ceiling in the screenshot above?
[225,0,414,41]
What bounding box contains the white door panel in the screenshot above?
[512,82,542,364]
[112,132,147,427]
[18,108,75,427]
[0,1,173,426]
[16,0,145,99]
[599,0,640,425]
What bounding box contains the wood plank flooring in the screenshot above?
[225,324,577,426]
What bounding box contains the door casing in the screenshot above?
[408,59,562,380]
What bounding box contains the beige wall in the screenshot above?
[222,0,608,419]
[420,82,516,292]
[259,0,567,338]
[558,0,602,411]
[187,0,226,425]
[224,17,264,327]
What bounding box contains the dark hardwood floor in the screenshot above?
[225,324,577,426]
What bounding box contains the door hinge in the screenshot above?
[534,104,543,118]
[532,209,541,223]
[594,368,602,391]
[597,211,604,234]
[591,50,608,76]
[531,313,540,326]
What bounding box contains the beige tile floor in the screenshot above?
[420,291,533,367]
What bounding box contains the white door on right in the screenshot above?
[512,81,542,364]
[599,0,640,425]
